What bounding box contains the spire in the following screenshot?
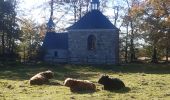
[47,0,55,32]
[91,0,100,10]
[47,17,55,32]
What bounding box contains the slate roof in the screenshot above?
[67,10,118,30]
[42,32,68,49]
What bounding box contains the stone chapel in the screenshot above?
[42,0,119,64]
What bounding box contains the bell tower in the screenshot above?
[91,0,100,10]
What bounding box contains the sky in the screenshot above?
[17,0,48,24]
[17,0,126,31]
[17,0,145,46]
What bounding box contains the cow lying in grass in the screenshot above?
[29,70,54,85]
[98,75,125,91]
[64,78,96,92]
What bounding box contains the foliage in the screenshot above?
[120,0,144,62]
[140,0,170,62]
[0,0,20,61]
[120,0,170,63]
[18,18,44,62]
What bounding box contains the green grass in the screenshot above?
[0,63,170,100]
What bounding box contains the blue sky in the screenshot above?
[17,0,125,31]
[17,0,48,23]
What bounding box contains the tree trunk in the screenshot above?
[74,5,77,22]
[166,47,169,63]
[165,25,169,63]
[79,1,82,19]
[50,0,53,17]
[130,21,135,62]
[125,44,128,63]
[24,46,26,63]
[125,23,129,63]
[114,6,119,27]
[151,46,158,63]
[130,38,135,62]
[2,31,5,56]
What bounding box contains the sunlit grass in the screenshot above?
[0,63,170,100]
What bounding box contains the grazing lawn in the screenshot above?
[0,63,170,100]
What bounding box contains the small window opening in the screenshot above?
[54,51,58,57]
[87,35,96,50]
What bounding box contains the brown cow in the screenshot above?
[29,70,54,85]
[64,78,96,92]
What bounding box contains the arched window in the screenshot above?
[54,51,58,57]
[87,35,96,50]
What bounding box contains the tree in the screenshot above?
[0,0,20,61]
[61,0,90,22]
[139,0,170,63]
[120,0,144,62]
[19,18,43,62]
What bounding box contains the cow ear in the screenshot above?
[103,74,109,78]
[47,70,52,72]
[101,74,105,77]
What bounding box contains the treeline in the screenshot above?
[0,0,20,61]
[0,0,169,63]
[0,0,43,62]
[119,0,170,63]
[54,0,170,63]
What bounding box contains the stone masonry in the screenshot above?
[68,29,119,64]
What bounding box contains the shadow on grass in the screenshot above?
[91,63,170,74]
[0,64,71,81]
[70,90,97,94]
[0,63,170,81]
[71,87,131,94]
[0,63,99,81]
[29,81,63,86]
[47,81,63,86]
[113,87,131,93]
[100,87,131,94]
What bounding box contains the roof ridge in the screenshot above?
[67,10,118,30]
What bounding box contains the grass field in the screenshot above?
[0,63,170,100]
